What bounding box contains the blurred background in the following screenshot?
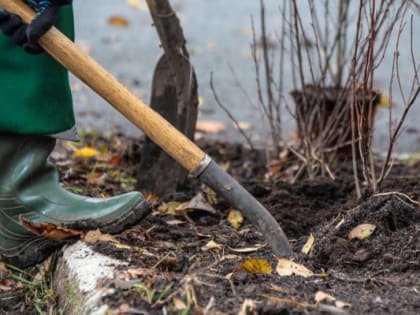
[71,0,419,153]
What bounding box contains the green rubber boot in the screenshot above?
[0,133,150,268]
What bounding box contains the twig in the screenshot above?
[210,73,255,150]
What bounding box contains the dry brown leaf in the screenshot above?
[196,120,226,134]
[108,155,123,168]
[84,229,118,244]
[20,216,83,240]
[87,172,107,186]
[348,223,376,240]
[0,263,8,273]
[276,258,313,278]
[237,258,273,274]
[201,240,223,251]
[84,230,131,249]
[181,192,217,214]
[173,297,187,310]
[144,192,160,203]
[266,159,284,178]
[0,279,16,292]
[315,291,336,303]
[227,209,244,229]
[301,233,315,255]
[108,15,130,27]
[156,201,183,216]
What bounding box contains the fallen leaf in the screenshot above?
[227,209,244,229]
[108,155,123,168]
[127,0,147,10]
[181,192,217,214]
[73,147,100,159]
[315,291,336,303]
[108,15,131,27]
[266,159,284,178]
[0,278,16,292]
[156,201,183,216]
[84,230,131,249]
[301,233,315,255]
[0,263,8,273]
[379,94,389,106]
[196,120,226,134]
[173,297,187,310]
[348,223,376,240]
[276,258,313,278]
[237,258,273,274]
[201,240,223,251]
[87,172,107,186]
[20,216,83,240]
[83,229,118,244]
[144,192,160,203]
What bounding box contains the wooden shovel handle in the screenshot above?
[0,0,206,172]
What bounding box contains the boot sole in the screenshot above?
[0,200,151,268]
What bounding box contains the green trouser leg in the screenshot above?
[0,133,150,268]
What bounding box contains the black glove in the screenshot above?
[0,0,71,54]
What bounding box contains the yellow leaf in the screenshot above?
[379,94,389,107]
[348,223,376,240]
[108,15,130,27]
[301,233,315,255]
[237,258,272,274]
[73,147,100,159]
[127,0,148,10]
[276,258,313,278]
[157,201,183,216]
[227,209,244,229]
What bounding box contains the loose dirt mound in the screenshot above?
[311,194,420,273]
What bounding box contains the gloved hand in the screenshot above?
[0,0,72,54]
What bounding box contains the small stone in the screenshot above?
[383,253,394,264]
[352,249,370,262]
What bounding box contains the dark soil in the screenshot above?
[1,133,419,315]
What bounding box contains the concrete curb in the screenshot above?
[54,241,125,315]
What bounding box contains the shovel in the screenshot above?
[1,0,292,257]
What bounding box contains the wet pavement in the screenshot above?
[71,0,419,153]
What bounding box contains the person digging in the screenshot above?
[0,0,149,268]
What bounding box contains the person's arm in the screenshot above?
[0,0,72,54]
